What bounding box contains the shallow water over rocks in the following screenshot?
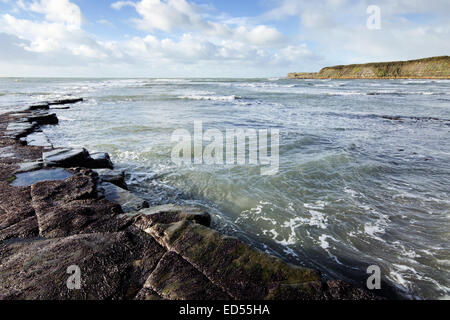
[11,168,73,187]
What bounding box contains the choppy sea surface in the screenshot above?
[1,77,449,299]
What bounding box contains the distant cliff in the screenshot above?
[287,56,450,79]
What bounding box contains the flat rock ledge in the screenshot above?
[0,99,380,300]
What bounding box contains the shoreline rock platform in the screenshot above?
[0,99,380,300]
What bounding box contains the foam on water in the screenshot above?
[179,94,241,101]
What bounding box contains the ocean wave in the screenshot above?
[62,79,151,91]
[366,90,445,96]
[235,82,297,89]
[150,78,192,83]
[313,82,347,88]
[178,94,242,101]
[399,80,450,85]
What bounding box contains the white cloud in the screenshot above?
[300,10,335,28]
[19,0,82,27]
[235,25,284,46]
[261,0,450,66]
[112,0,285,46]
[110,1,134,10]
[0,13,107,58]
[275,44,317,63]
[132,0,205,32]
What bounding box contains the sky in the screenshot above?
[0,0,449,77]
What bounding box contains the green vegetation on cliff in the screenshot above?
[287,56,450,79]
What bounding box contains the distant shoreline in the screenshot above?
[287,56,450,79]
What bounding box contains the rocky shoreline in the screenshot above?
[0,99,380,300]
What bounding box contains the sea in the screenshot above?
[1,77,449,299]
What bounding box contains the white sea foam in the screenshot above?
[309,210,328,229]
[392,241,421,258]
[304,200,328,210]
[179,94,240,101]
[236,82,297,89]
[344,187,359,197]
[151,78,192,84]
[319,234,331,249]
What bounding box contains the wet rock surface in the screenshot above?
[28,103,50,111]
[5,122,38,139]
[0,99,381,300]
[142,250,231,300]
[48,98,84,106]
[43,148,114,169]
[94,169,128,189]
[135,204,212,228]
[26,112,58,125]
[31,170,124,238]
[15,161,44,173]
[144,219,324,300]
[25,131,53,148]
[43,148,90,167]
[0,231,166,300]
[99,181,149,213]
[85,152,114,169]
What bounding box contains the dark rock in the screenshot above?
[15,161,44,173]
[143,251,231,300]
[99,182,149,213]
[26,113,58,125]
[0,216,39,241]
[0,230,166,300]
[5,122,38,139]
[48,98,83,106]
[43,148,90,167]
[0,183,38,241]
[324,280,381,300]
[30,170,123,238]
[134,288,162,300]
[28,103,50,111]
[134,204,212,229]
[94,169,127,189]
[85,152,113,169]
[142,220,323,300]
[43,148,113,169]
[0,146,16,159]
[49,105,70,110]
[382,115,403,121]
[0,144,42,167]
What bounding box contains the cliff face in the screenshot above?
[287,56,450,79]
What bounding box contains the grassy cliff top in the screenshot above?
[288,56,450,79]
